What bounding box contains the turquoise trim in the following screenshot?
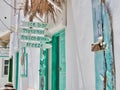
[91,0,116,90]
[45,50,48,90]
[59,31,66,90]
[39,49,49,90]
[39,49,42,90]
[15,51,19,90]
[102,4,115,89]
[52,28,65,37]
[38,28,66,90]
[8,57,13,82]
[52,29,66,90]
[91,1,105,89]
[52,36,59,90]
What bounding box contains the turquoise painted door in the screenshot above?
[39,29,66,90]
[91,0,105,89]
[52,36,59,90]
[15,51,19,90]
[102,4,116,90]
[52,29,66,90]
[59,31,66,90]
[91,0,116,90]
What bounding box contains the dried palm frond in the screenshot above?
[53,0,64,6]
[23,0,64,23]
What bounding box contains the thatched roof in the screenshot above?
[24,0,64,23]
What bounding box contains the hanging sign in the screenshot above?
[0,47,9,57]
[19,21,51,48]
[21,21,47,28]
[26,42,51,48]
[21,42,51,48]
[20,35,51,43]
[21,28,45,35]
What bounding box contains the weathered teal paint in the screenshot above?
[52,29,66,90]
[59,31,66,90]
[52,36,59,90]
[102,4,116,90]
[39,28,66,90]
[44,50,48,90]
[39,49,49,90]
[15,51,19,90]
[91,0,116,90]
[92,1,105,89]
[26,53,28,77]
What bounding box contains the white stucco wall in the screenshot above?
[18,48,40,90]
[67,0,95,90]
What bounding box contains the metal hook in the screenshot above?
[91,36,106,52]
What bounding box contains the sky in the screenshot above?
[0,0,11,33]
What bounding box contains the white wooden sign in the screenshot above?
[19,21,51,48]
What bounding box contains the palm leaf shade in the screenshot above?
[24,0,64,22]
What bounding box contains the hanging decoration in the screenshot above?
[23,0,64,23]
[91,36,106,51]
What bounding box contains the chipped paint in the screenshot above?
[91,0,116,90]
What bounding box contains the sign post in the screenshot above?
[19,21,51,49]
[19,21,51,90]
